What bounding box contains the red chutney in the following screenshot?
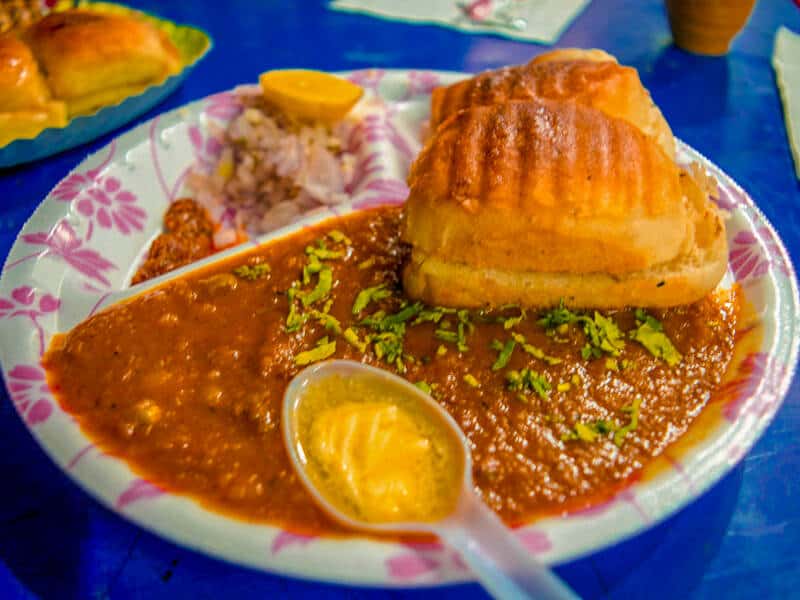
[43,206,739,534]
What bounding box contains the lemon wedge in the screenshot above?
[259,69,364,123]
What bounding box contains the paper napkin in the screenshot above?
[329,0,590,45]
[773,26,800,179]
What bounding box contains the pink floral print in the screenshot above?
[50,141,144,238]
[730,227,790,281]
[719,352,785,422]
[115,478,164,510]
[0,286,61,356]
[385,541,466,581]
[75,176,145,238]
[270,531,317,554]
[12,220,116,287]
[7,364,52,426]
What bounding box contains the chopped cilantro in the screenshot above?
[455,311,473,352]
[491,339,516,371]
[502,307,527,330]
[327,230,351,245]
[352,284,392,315]
[540,304,624,359]
[310,309,341,334]
[613,396,642,446]
[412,306,455,325]
[300,266,332,307]
[295,338,336,366]
[561,397,642,446]
[285,285,308,332]
[302,254,324,285]
[538,301,579,329]
[562,420,612,443]
[510,333,562,365]
[381,303,423,328]
[605,358,619,371]
[506,369,551,399]
[580,312,625,357]
[463,374,480,388]
[305,239,345,260]
[436,344,448,357]
[232,263,271,280]
[343,327,367,352]
[414,381,433,395]
[435,329,459,344]
[358,257,376,270]
[574,423,598,442]
[371,331,405,371]
[630,310,682,366]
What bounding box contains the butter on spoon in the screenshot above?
[283,360,578,600]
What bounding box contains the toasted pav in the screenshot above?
[23,10,181,117]
[402,100,727,309]
[0,33,67,146]
[430,48,675,159]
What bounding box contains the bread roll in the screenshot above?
[0,33,67,146]
[430,48,675,158]
[402,100,727,309]
[23,10,181,117]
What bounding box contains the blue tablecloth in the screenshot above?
[1,1,799,598]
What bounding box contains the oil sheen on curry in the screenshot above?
[43,206,739,534]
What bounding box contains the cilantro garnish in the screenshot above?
[434,329,458,343]
[295,337,337,366]
[327,230,351,245]
[285,284,308,332]
[537,301,579,329]
[538,303,624,359]
[581,312,625,357]
[343,327,367,352]
[630,310,682,366]
[463,374,480,388]
[309,309,341,335]
[415,381,433,395]
[561,396,643,446]
[232,263,271,280]
[358,257,376,270]
[491,339,516,371]
[352,284,392,315]
[510,332,562,365]
[613,396,642,446]
[506,369,551,399]
[501,306,527,330]
[305,239,345,260]
[300,267,332,307]
[412,306,455,325]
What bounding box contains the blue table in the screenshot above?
[1,1,799,598]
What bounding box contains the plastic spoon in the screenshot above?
[283,360,578,600]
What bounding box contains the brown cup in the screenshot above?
[665,0,757,56]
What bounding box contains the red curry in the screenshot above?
[43,206,738,533]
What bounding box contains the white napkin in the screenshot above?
[329,0,590,45]
[773,26,800,180]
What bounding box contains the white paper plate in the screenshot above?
[0,70,797,587]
